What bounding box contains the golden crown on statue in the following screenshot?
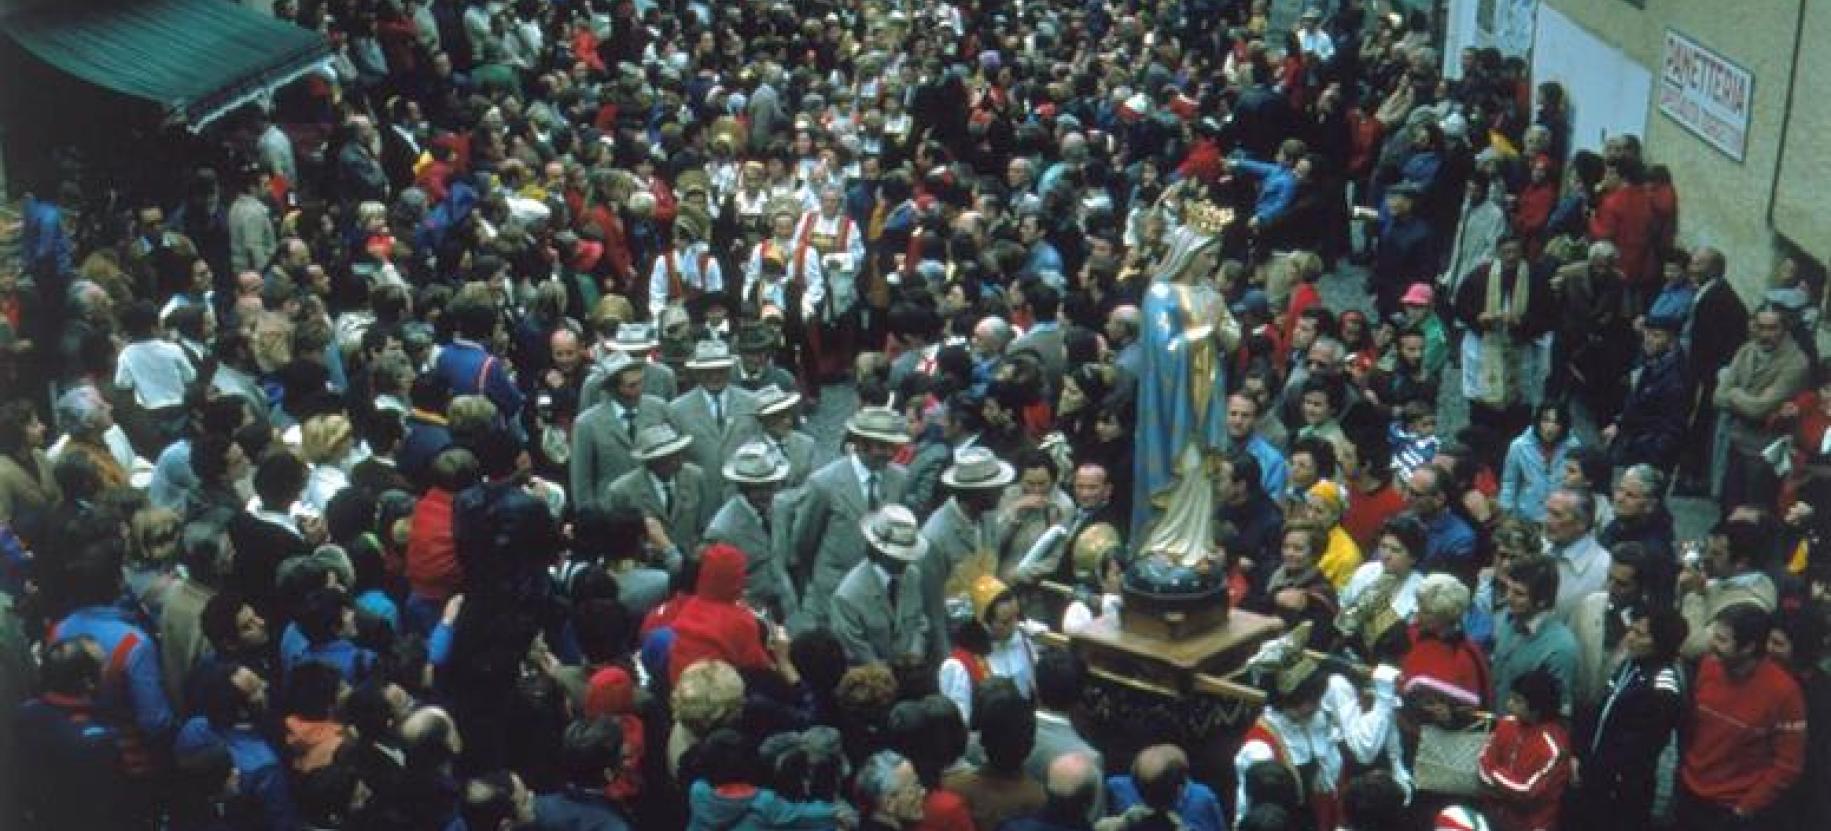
[1183,200,1235,236]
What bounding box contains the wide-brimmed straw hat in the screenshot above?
[724,440,790,484]
[860,505,928,562]
[940,447,1016,490]
[632,423,694,461]
[845,407,910,445]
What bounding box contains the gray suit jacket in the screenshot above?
[569,395,675,510]
[903,440,953,518]
[1009,325,1066,390]
[670,386,762,502]
[580,361,677,411]
[702,493,797,620]
[917,498,998,663]
[831,558,930,664]
[605,463,713,555]
[792,456,909,627]
[773,430,820,490]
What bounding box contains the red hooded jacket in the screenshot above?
[667,544,772,684]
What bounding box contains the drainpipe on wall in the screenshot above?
[1766,0,1809,228]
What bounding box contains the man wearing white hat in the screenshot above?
[831,505,932,664]
[750,386,819,490]
[570,352,677,511]
[703,440,798,621]
[917,447,1017,662]
[669,340,761,503]
[792,406,911,629]
[605,422,711,556]
[582,322,677,409]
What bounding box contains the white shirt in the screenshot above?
[302,464,350,515]
[648,243,724,317]
[115,339,197,409]
[939,631,1037,722]
[849,453,879,504]
[1548,534,1610,623]
[1339,562,1423,623]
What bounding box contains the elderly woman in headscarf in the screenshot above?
[1132,190,1240,532]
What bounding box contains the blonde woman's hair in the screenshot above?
[446,395,499,439]
[129,507,183,566]
[300,414,355,464]
[671,659,745,736]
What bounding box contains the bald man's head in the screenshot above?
[1133,744,1190,810]
[1046,752,1101,815]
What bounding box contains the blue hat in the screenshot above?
[1231,289,1271,318]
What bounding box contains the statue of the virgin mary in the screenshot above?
[1132,195,1240,536]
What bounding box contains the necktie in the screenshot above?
[711,391,724,430]
[865,473,880,510]
[661,479,675,514]
[885,574,900,603]
[623,409,638,441]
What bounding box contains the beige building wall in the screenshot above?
[1541,0,1810,304]
[1771,0,1831,264]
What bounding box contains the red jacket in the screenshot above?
[1681,656,1807,815]
[405,487,462,600]
[1478,716,1571,831]
[668,544,773,684]
[1589,183,1657,287]
[1401,625,1492,709]
[1646,181,1679,250]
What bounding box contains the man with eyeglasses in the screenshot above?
[1402,466,1476,585]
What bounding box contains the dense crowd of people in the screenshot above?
[2,0,1828,830]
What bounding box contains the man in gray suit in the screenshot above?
[605,423,713,557]
[905,394,986,517]
[1008,279,1066,392]
[831,505,932,665]
[702,441,798,622]
[791,407,911,630]
[733,325,798,394]
[917,447,1014,663]
[570,352,675,510]
[582,322,677,409]
[669,340,761,504]
[752,386,820,490]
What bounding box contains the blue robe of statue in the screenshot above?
[1133,280,1230,536]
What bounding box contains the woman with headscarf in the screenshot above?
[668,543,783,685]
[584,666,647,807]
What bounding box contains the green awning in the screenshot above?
[1,0,330,129]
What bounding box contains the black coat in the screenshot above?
[1611,347,1692,470]
[1577,659,1684,829]
[1689,278,1749,380]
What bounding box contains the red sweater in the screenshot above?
[1401,625,1492,708]
[1341,480,1407,552]
[1477,716,1570,831]
[1589,183,1657,286]
[405,488,462,600]
[1681,656,1807,815]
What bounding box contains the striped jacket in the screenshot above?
[1478,715,1572,831]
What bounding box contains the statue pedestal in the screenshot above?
[1068,609,1284,700]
